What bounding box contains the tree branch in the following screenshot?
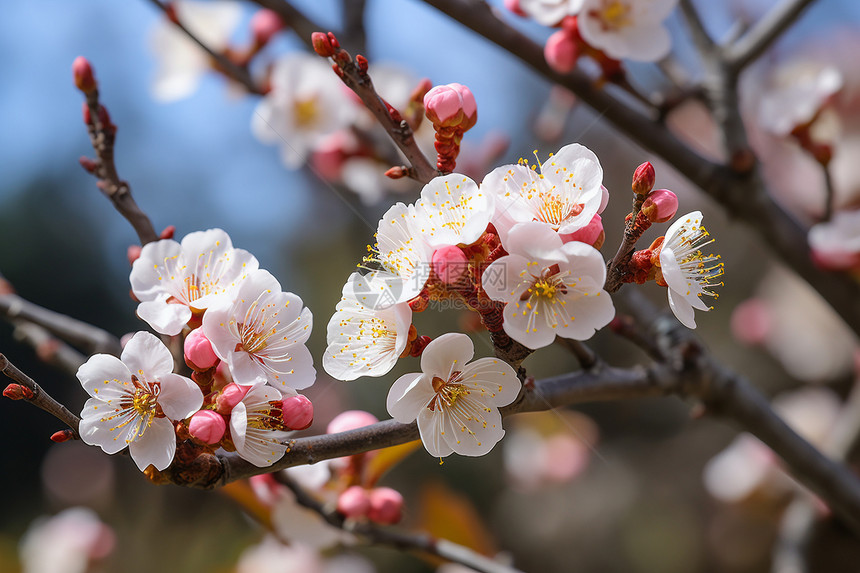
[0,354,81,437]
[277,473,523,573]
[725,0,819,75]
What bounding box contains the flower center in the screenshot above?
[428,371,468,411]
[294,98,318,128]
[598,0,633,30]
[247,400,290,431]
[131,388,157,417]
[670,223,725,302]
[521,265,569,303]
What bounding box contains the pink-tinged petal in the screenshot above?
[482,255,531,304]
[200,301,235,360]
[458,357,521,406]
[668,287,697,329]
[128,416,176,471]
[560,241,607,285]
[77,355,132,400]
[502,298,558,349]
[136,298,191,336]
[555,287,615,340]
[130,239,181,300]
[441,402,505,457]
[386,373,434,423]
[79,399,135,455]
[157,373,204,420]
[614,24,671,63]
[417,408,454,458]
[420,333,475,379]
[122,331,176,379]
[506,222,566,264]
[267,343,316,391]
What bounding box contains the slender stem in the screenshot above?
[276,474,526,573]
[822,163,835,222]
[555,339,599,370]
[11,322,86,376]
[725,0,820,74]
[146,0,263,95]
[0,354,81,437]
[679,0,716,54]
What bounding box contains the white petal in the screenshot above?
[663,211,703,247]
[266,343,317,391]
[668,287,697,328]
[130,238,182,301]
[560,240,608,285]
[481,254,532,304]
[506,222,566,264]
[128,416,176,471]
[386,373,433,423]
[458,357,521,407]
[555,285,616,340]
[441,400,505,457]
[136,298,191,336]
[122,331,175,379]
[79,399,134,455]
[77,354,132,400]
[413,174,492,247]
[503,299,558,349]
[420,333,475,378]
[228,350,269,386]
[417,408,454,458]
[157,373,204,420]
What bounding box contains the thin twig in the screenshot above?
[146,0,263,95]
[555,338,600,370]
[725,0,819,74]
[0,293,122,356]
[276,473,525,573]
[12,322,86,376]
[822,162,835,222]
[0,354,81,437]
[679,0,716,55]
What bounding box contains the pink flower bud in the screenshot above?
[159,225,176,240]
[4,383,33,400]
[126,245,141,266]
[251,9,284,45]
[544,29,579,74]
[504,0,527,16]
[424,83,477,128]
[72,56,96,93]
[184,328,219,371]
[730,299,772,346]
[560,214,604,248]
[216,383,250,414]
[641,189,678,223]
[312,32,337,58]
[281,395,314,430]
[188,410,226,444]
[338,486,371,518]
[327,410,379,434]
[79,156,98,174]
[50,429,75,443]
[431,245,469,285]
[632,162,656,195]
[310,131,355,181]
[367,487,404,524]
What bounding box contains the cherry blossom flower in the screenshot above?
[252,52,357,169]
[577,0,678,63]
[413,174,495,248]
[520,0,584,26]
[386,333,520,457]
[130,228,258,336]
[657,211,723,329]
[77,332,203,471]
[19,507,115,573]
[758,62,843,136]
[482,222,615,349]
[231,384,294,467]
[202,269,315,390]
[149,0,242,102]
[324,272,412,381]
[481,143,604,244]
[363,203,433,302]
[235,536,325,573]
[808,208,860,271]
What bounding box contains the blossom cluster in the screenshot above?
[77,229,316,471]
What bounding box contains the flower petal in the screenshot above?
[158,373,204,420]
[668,287,697,329]
[386,373,433,423]
[128,416,176,471]
[122,331,176,379]
[420,333,474,379]
[136,298,192,336]
[417,408,454,458]
[77,354,132,400]
[458,357,521,407]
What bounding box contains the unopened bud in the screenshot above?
[281,394,314,430]
[72,56,97,93]
[409,335,432,357]
[355,54,369,75]
[3,383,33,400]
[188,410,226,444]
[368,487,404,524]
[50,429,75,443]
[730,299,772,346]
[79,156,98,174]
[632,162,656,195]
[384,166,409,179]
[327,410,378,434]
[504,0,527,16]
[544,29,579,74]
[251,9,284,46]
[431,245,469,285]
[312,31,337,58]
[127,245,142,266]
[159,225,176,240]
[216,383,250,414]
[184,328,219,371]
[559,214,604,248]
[338,486,371,519]
[424,83,478,129]
[641,189,678,223]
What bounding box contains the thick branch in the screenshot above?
[725,0,819,74]
[0,354,81,437]
[0,293,122,356]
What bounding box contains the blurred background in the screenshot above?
[2,0,860,571]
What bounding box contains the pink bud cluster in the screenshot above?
[424,83,478,172]
[337,485,404,524]
[541,17,622,79]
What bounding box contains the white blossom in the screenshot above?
[130,228,258,336]
[808,208,860,270]
[252,52,357,169]
[658,211,723,329]
[77,332,203,471]
[202,269,315,390]
[758,62,843,136]
[482,143,604,244]
[323,272,412,381]
[482,222,615,349]
[149,0,242,102]
[520,0,584,26]
[578,0,678,62]
[387,333,520,457]
[19,507,115,573]
[413,174,495,248]
[231,384,293,467]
